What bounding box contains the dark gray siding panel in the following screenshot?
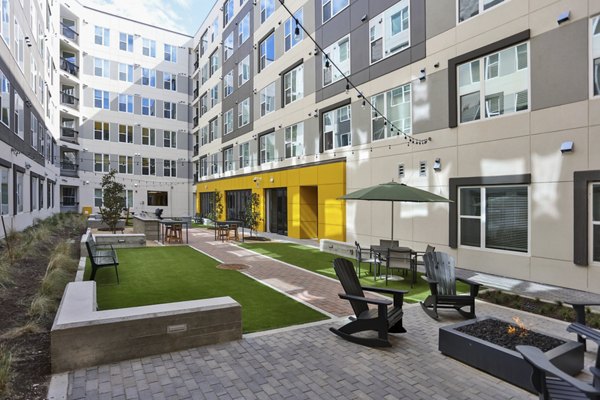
[426,0,456,39]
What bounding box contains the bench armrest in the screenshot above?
[338,293,392,306]
[456,277,481,287]
[362,286,408,295]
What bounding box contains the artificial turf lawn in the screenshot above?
[239,242,469,303]
[85,246,327,333]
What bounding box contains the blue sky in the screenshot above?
[85,0,216,36]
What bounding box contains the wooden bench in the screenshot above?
[85,234,119,283]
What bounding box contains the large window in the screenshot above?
[210,50,220,76]
[94,26,109,46]
[0,68,9,127]
[260,83,275,116]
[323,35,350,86]
[224,109,234,135]
[225,190,251,220]
[95,121,110,141]
[142,158,156,175]
[15,171,23,213]
[224,71,234,97]
[118,94,133,113]
[239,55,250,87]
[119,124,133,143]
[164,130,176,148]
[142,98,155,116]
[322,0,349,23]
[163,160,176,177]
[239,13,250,45]
[285,123,304,158]
[259,132,276,164]
[14,92,23,139]
[0,166,7,215]
[211,84,219,107]
[119,32,133,52]
[1,0,9,44]
[118,63,133,82]
[94,90,109,109]
[94,153,110,172]
[199,191,213,217]
[459,185,528,253]
[210,154,219,174]
[458,42,528,123]
[284,9,303,51]
[370,0,410,64]
[239,142,250,168]
[164,44,177,63]
[163,72,176,91]
[593,16,600,97]
[142,38,156,57]
[371,83,411,140]
[142,128,156,146]
[209,117,219,141]
[593,185,600,263]
[459,0,505,23]
[323,104,351,150]
[94,188,103,208]
[14,19,24,71]
[31,176,38,211]
[261,0,274,23]
[283,64,304,105]
[119,155,133,174]
[224,32,234,61]
[148,191,168,206]
[224,0,234,26]
[94,58,110,78]
[238,98,250,127]
[259,33,275,71]
[141,68,156,87]
[223,147,234,172]
[164,102,176,119]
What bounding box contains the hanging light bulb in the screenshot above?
[362,99,366,108]
[325,57,330,68]
[294,19,300,36]
[345,81,350,93]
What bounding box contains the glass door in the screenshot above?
[267,188,287,235]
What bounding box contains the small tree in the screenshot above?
[99,170,125,234]
[207,189,223,223]
[244,193,261,238]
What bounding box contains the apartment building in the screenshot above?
[0,0,61,233]
[191,0,600,293]
[57,0,193,217]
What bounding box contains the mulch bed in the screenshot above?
[217,264,250,271]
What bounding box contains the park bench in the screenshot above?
[85,233,119,283]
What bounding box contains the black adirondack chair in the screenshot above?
[420,251,480,320]
[517,345,600,400]
[330,258,407,347]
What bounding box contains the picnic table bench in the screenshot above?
[85,233,119,283]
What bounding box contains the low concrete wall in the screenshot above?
[51,282,242,373]
[79,229,146,255]
[320,239,355,259]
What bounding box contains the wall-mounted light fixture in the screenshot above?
[560,141,574,153]
[557,10,570,24]
[433,158,442,172]
[25,163,31,169]
[419,68,426,81]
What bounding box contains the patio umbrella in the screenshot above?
[339,182,451,240]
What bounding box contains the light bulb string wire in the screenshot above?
[275,0,430,145]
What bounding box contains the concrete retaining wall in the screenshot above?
[133,216,160,240]
[51,282,242,373]
[80,229,146,255]
[320,239,355,259]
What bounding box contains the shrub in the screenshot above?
[0,345,12,395]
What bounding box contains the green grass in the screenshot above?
[239,242,469,303]
[85,246,327,333]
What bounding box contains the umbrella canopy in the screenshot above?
[339,182,451,240]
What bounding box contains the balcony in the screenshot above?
[193,116,199,128]
[60,162,79,177]
[60,91,79,108]
[61,127,79,143]
[194,58,199,70]
[60,58,79,77]
[61,22,79,43]
[193,87,199,99]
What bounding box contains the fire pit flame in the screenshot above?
[507,316,528,337]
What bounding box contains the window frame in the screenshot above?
[369,0,410,65]
[142,38,156,57]
[259,131,276,164]
[94,121,110,141]
[118,124,133,143]
[283,64,304,106]
[323,35,351,87]
[260,82,275,117]
[238,55,250,87]
[261,0,275,23]
[284,122,304,158]
[118,94,134,113]
[322,0,349,24]
[118,155,133,174]
[371,82,412,141]
[238,142,250,168]
[457,0,507,24]
[322,104,352,151]
[259,32,275,72]
[238,97,250,128]
[119,32,133,52]
[591,15,600,98]
[238,12,250,45]
[224,108,234,135]
[94,153,110,173]
[284,9,303,52]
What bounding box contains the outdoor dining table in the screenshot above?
[214,220,244,242]
[159,219,189,244]
[370,245,417,284]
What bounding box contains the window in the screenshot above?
[200,31,208,56]
[118,94,133,113]
[142,98,155,116]
[210,84,219,107]
[224,71,234,97]
[119,155,133,174]
[238,98,250,127]
[0,68,9,127]
[459,185,528,253]
[61,187,76,207]
[48,181,54,209]
[284,9,303,51]
[239,142,250,168]
[322,0,349,23]
[142,128,156,146]
[119,32,133,52]
[260,82,275,116]
[147,191,167,206]
[94,90,109,109]
[94,153,110,172]
[371,83,411,140]
[458,43,529,123]
[224,109,233,135]
[31,176,38,210]
[141,68,156,87]
[164,130,176,148]
[163,72,176,91]
[210,154,219,174]
[94,188,103,208]
[119,124,133,143]
[211,17,219,42]
[224,0,234,26]
[210,50,220,75]
[224,32,234,61]
[121,190,134,209]
[94,26,110,46]
[0,166,8,215]
[209,117,219,141]
[163,160,176,177]
[15,171,23,213]
[593,16,600,97]
[225,190,251,220]
[14,92,23,139]
[259,33,275,71]
[201,125,208,145]
[164,44,177,63]
[118,63,133,82]
[323,104,351,150]
[259,132,276,164]
[200,156,208,177]
[94,58,110,78]
[30,115,38,149]
[1,0,9,44]
[164,102,176,119]
[459,0,505,23]
[592,184,600,262]
[142,157,156,175]
[223,148,234,172]
[323,35,350,86]
[284,64,304,105]
[370,0,410,64]
[142,38,156,57]
[14,19,24,70]
[94,121,109,141]
[238,55,250,87]
[38,179,43,209]
[200,93,208,116]
[285,123,304,158]
[261,0,274,23]
[239,13,250,45]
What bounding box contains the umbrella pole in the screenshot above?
[391,202,394,240]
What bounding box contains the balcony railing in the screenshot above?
[60,57,79,77]
[61,127,79,141]
[61,22,79,43]
[60,91,79,107]
[193,87,199,98]
[193,143,199,156]
[60,162,79,171]
[193,116,199,128]
[193,173,198,184]
[194,58,199,70]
